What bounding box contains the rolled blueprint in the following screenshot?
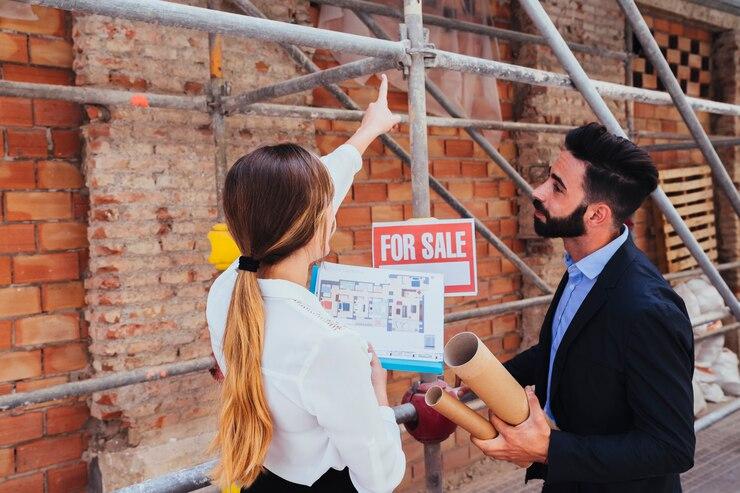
[444,332,529,425]
[425,385,497,439]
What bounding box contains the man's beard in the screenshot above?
[533,198,588,238]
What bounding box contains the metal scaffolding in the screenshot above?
[4,0,739,492]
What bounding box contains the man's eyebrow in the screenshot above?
[551,172,567,190]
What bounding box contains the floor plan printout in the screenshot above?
[311,262,445,373]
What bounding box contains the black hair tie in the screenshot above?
[238,256,260,272]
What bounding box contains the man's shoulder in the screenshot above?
[609,246,688,319]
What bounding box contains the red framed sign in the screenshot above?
[372,218,477,296]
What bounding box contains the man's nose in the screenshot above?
[532,182,547,202]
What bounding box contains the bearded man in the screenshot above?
[470,122,695,493]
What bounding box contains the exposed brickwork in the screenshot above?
[0,5,89,492]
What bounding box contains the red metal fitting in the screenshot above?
[402,379,457,444]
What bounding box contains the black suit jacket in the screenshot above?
[504,235,695,492]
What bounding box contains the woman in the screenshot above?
[206,75,405,492]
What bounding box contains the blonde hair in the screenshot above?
[211,144,334,489]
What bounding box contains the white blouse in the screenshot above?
[206,145,405,493]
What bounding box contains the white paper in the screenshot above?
[314,262,445,365]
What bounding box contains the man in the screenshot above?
[470,123,695,492]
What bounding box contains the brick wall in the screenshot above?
[72,1,317,490]
[0,5,89,493]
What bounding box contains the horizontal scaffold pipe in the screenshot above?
[0,79,207,111]
[641,137,740,152]
[312,0,629,61]
[430,50,740,117]
[0,356,215,411]
[234,102,575,133]
[223,56,401,113]
[30,0,406,59]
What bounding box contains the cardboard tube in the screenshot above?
[425,386,497,440]
[445,332,529,425]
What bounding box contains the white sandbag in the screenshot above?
[692,371,707,416]
[695,366,727,403]
[685,277,725,314]
[713,348,740,397]
[695,333,725,368]
[674,282,706,336]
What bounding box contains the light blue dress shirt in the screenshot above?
[544,226,630,423]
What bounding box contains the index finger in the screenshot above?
[377,73,388,103]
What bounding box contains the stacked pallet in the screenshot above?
[654,165,718,272]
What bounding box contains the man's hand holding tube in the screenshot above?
[471,386,551,467]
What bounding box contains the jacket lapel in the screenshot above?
[548,235,638,404]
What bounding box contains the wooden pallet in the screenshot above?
[654,165,718,273]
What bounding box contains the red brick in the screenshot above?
[503,333,523,351]
[0,161,35,189]
[474,181,497,198]
[0,321,10,350]
[1,64,73,85]
[44,342,87,373]
[371,204,404,221]
[0,413,43,446]
[353,183,387,202]
[51,129,81,158]
[15,313,79,346]
[387,182,411,201]
[0,6,66,36]
[38,222,87,251]
[0,224,36,253]
[29,37,73,68]
[445,140,474,157]
[32,100,82,128]
[336,207,371,227]
[36,161,83,189]
[432,160,461,177]
[46,405,89,436]
[0,447,13,477]
[6,128,48,158]
[0,97,33,126]
[353,228,372,249]
[0,286,41,317]
[0,33,28,63]
[0,472,44,493]
[369,159,402,179]
[0,350,42,382]
[498,181,516,198]
[5,191,72,220]
[0,258,11,286]
[15,375,66,393]
[461,160,487,177]
[488,199,513,217]
[42,281,85,311]
[48,461,87,493]
[13,252,79,283]
[16,434,84,472]
[447,181,474,199]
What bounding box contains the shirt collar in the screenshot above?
[257,277,322,309]
[564,225,630,280]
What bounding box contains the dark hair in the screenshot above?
[565,122,658,226]
[213,143,334,488]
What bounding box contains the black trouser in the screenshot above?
[242,467,357,492]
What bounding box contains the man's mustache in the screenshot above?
[532,198,549,219]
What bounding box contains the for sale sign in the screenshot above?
[372,218,477,296]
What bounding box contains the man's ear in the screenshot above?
[585,202,612,228]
